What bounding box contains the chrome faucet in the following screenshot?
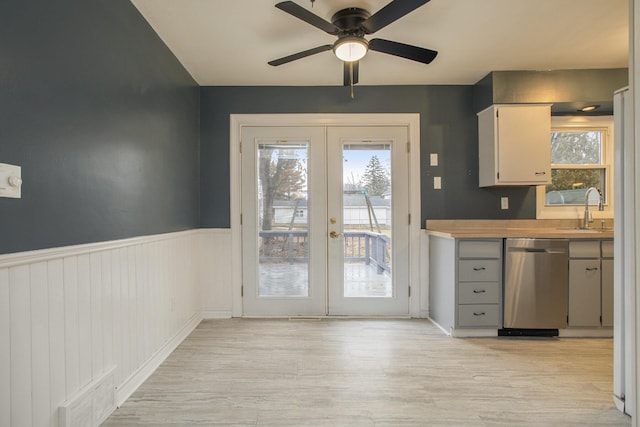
[583,187,604,229]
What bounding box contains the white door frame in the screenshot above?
[230,113,421,317]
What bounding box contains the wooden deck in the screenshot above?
[259,263,392,297]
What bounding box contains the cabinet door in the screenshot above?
[601,258,614,327]
[496,105,551,183]
[568,259,601,327]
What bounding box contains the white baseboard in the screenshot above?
[202,310,233,319]
[59,366,116,427]
[559,328,613,338]
[451,328,499,338]
[115,312,202,407]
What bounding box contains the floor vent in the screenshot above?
[59,366,116,427]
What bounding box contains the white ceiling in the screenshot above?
[130,0,629,86]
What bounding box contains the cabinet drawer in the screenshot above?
[458,304,500,327]
[459,240,501,258]
[458,260,500,282]
[601,240,613,258]
[458,282,500,304]
[569,241,600,258]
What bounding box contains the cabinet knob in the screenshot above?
[473,289,486,293]
[473,267,486,271]
[473,312,486,316]
[586,267,599,271]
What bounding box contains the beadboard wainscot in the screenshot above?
[198,228,233,319]
[0,230,204,427]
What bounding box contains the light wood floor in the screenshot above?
[103,319,630,426]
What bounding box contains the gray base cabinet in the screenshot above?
[429,235,612,336]
[601,240,614,327]
[429,236,503,333]
[569,259,602,327]
[568,239,614,328]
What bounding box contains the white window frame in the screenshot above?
[536,115,614,219]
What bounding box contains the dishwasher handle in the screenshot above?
[508,247,567,254]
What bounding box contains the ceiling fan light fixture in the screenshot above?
[333,36,368,62]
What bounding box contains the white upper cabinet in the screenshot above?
[478,104,552,187]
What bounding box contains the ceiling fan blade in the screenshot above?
[343,61,359,86]
[275,1,340,35]
[268,45,333,66]
[369,38,438,64]
[360,0,430,34]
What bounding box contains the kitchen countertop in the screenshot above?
[426,219,614,239]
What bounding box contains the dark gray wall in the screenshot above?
[200,86,536,229]
[473,69,628,115]
[0,0,200,254]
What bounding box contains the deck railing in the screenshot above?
[259,230,390,274]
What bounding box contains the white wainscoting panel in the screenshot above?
[199,229,233,319]
[419,230,430,319]
[0,230,202,427]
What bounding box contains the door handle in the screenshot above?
[329,231,342,239]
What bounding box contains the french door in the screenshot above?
[241,125,409,316]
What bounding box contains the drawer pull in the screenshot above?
[473,289,486,293]
[535,171,547,176]
[473,312,486,316]
[586,267,599,271]
[473,267,486,271]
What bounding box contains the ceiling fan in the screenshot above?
[268,0,438,93]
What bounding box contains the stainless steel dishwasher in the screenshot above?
[503,238,569,333]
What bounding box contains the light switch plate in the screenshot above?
[430,153,438,166]
[434,176,442,189]
[0,163,22,198]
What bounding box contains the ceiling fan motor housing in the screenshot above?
[331,7,370,34]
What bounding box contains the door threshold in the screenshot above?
[241,315,412,320]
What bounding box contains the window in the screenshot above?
[536,116,613,219]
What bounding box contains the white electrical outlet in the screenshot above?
[501,197,509,209]
[434,176,442,189]
[430,153,438,166]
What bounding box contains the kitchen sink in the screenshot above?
[556,227,613,232]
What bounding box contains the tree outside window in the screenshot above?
[545,130,607,205]
[360,154,390,197]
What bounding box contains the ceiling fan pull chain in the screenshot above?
[350,63,355,99]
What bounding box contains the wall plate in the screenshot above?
[0,163,22,198]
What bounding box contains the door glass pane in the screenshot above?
[257,143,309,296]
[342,143,392,297]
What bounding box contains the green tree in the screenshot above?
[360,155,390,197]
[551,131,601,164]
[548,131,602,192]
[548,169,601,192]
[259,148,306,230]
